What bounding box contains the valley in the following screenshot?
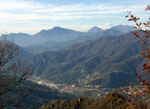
[30,76,113,97]
[0,25,143,108]
[31,31,142,88]
[16,25,142,95]
[0,0,148,108]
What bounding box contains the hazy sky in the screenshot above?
[0,0,149,34]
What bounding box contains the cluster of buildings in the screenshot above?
[29,76,112,97]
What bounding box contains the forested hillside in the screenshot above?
[32,32,143,88]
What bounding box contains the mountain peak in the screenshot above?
[88,26,103,33]
[110,25,135,33]
[52,26,64,30]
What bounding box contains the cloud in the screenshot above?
[0,0,44,11]
[104,23,114,27]
[0,0,146,21]
[0,0,147,33]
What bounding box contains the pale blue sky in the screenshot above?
[0,0,149,34]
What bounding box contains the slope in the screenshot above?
[32,32,143,88]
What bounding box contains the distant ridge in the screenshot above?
[87,26,103,33]
[110,25,135,33]
[6,25,136,55]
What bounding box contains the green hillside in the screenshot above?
[32,32,143,88]
[18,81,75,109]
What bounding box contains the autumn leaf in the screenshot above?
[145,5,150,11]
[141,50,145,56]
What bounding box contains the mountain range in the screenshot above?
[1,23,145,109]
[3,25,141,89]
[31,31,143,88]
[6,25,135,54]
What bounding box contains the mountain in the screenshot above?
[24,41,71,55]
[23,28,124,55]
[33,27,84,43]
[102,28,124,36]
[6,25,136,55]
[87,26,124,36]
[7,33,33,47]
[87,25,134,34]
[6,27,84,47]
[110,25,136,33]
[31,32,143,88]
[87,26,103,33]
[6,25,132,47]
[18,46,32,58]
[74,28,124,42]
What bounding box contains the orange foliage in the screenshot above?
[126,5,150,96]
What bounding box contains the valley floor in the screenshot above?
[29,76,113,97]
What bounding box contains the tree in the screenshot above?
[123,5,150,106]
[0,36,33,108]
[126,5,150,89]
